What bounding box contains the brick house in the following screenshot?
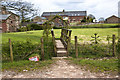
[105,15,120,23]
[33,16,47,23]
[0,6,20,32]
[41,10,87,23]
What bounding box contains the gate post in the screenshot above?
[75,36,78,58]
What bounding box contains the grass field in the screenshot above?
[71,23,119,28]
[2,28,118,44]
[1,28,119,73]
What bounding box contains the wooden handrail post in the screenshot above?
[51,30,54,37]
[112,34,116,56]
[67,30,72,57]
[51,30,57,56]
[60,29,63,40]
[41,37,44,60]
[69,30,72,42]
[75,36,78,58]
[9,38,13,62]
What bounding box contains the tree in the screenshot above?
[88,14,95,19]
[87,14,96,23]
[1,0,38,23]
[99,17,104,22]
[81,17,87,22]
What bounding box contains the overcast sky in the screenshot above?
[22,0,119,20]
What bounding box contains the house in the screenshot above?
[41,10,87,23]
[33,16,47,22]
[105,15,120,23]
[0,6,20,32]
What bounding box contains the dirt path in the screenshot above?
[2,58,118,78]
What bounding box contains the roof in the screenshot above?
[8,11,19,17]
[0,14,11,20]
[37,22,44,25]
[21,22,36,26]
[41,11,87,17]
[106,15,120,20]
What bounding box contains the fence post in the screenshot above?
[51,30,56,56]
[112,34,115,56]
[41,37,44,60]
[67,30,72,57]
[9,38,13,62]
[75,36,78,58]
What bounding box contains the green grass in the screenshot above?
[2,30,43,44]
[2,28,118,44]
[53,28,118,43]
[71,23,119,28]
[2,60,54,72]
[67,58,118,74]
[1,28,119,72]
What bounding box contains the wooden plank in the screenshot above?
[55,40,65,48]
[57,51,67,54]
[61,32,69,39]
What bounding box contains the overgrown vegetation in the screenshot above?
[67,58,118,75]
[2,37,54,62]
[70,43,117,58]
[2,60,54,72]
[18,23,43,32]
[2,38,40,62]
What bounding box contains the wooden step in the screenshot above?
[55,40,67,57]
[57,50,67,54]
[57,48,66,51]
[57,50,67,57]
[55,40,65,49]
[57,53,67,57]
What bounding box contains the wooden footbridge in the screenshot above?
[51,28,72,57]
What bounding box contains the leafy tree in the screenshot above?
[99,17,104,22]
[81,14,95,23]
[88,14,95,19]
[43,15,69,37]
[1,0,38,23]
[81,17,87,22]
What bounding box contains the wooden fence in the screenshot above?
[74,34,117,58]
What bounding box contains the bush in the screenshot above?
[2,39,39,61]
[17,27,27,32]
[2,37,54,62]
[43,36,54,60]
[70,43,113,58]
[27,23,43,30]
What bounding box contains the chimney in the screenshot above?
[63,9,65,12]
[2,6,7,14]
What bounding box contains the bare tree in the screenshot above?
[1,0,38,23]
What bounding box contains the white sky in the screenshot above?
[22,0,119,20]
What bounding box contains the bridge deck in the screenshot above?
[55,40,67,57]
